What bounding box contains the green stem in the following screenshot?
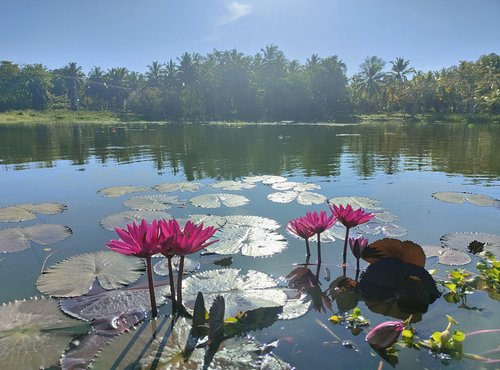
[146,256,158,318]
[305,238,311,259]
[316,233,322,264]
[167,256,176,309]
[342,227,350,276]
[176,255,185,311]
[355,257,360,281]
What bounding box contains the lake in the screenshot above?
[0,121,499,369]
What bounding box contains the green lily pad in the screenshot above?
[440,232,500,258]
[97,185,150,198]
[0,224,72,253]
[183,269,288,317]
[328,196,383,210]
[154,181,203,193]
[211,180,255,191]
[37,251,145,297]
[0,203,67,222]
[99,210,172,231]
[123,195,182,211]
[0,297,89,370]
[422,245,472,266]
[432,192,499,207]
[190,193,249,208]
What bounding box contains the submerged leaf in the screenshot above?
[154,181,203,193]
[0,203,67,222]
[0,297,89,370]
[211,180,255,191]
[123,195,182,211]
[37,251,145,297]
[0,224,72,253]
[328,196,383,210]
[100,210,172,231]
[183,269,288,317]
[190,193,249,208]
[206,226,287,257]
[97,185,150,198]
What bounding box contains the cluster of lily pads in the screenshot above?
[0,176,499,369]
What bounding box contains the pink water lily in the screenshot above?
[159,219,218,311]
[366,320,404,350]
[349,237,369,280]
[287,216,316,259]
[106,219,163,318]
[330,204,374,274]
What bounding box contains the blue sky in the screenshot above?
[1,0,499,75]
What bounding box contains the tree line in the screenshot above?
[0,45,498,120]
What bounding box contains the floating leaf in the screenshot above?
[374,212,398,223]
[123,195,182,211]
[0,224,72,253]
[206,226,287,257]
[100,210,172,230]
[363,238,426,267]
[432,192,499,207]
[382,224,408,238]
[440,232,500,258]
[224,215,281,231]
[279,292,311,320]
[328,196,383,210]
[60,282,170,321]
[271,181,300,191]
[421,246,472,266]
[37,251,145,297]
[262,176,288,185]
[267,191,298,203]
[188,214,228,228]
[154,181,203,193]
[286,226,337,243]
[297,192,327,205]
[154,256,200,276]
[0,297,89,370]
[97,185,150,198]
[211,180,255,191]
[183,269,288,317]
[92,316,286,370]
[190,193,249,208]
[0,203,67,222]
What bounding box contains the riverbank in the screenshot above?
[0,109,498,125]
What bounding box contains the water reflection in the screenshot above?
[0,122,499,181]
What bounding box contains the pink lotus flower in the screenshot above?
[159,219,218,311]
[287,216,316,259]
[105,219,164,318]
[330,204,374,229]
[349,237,369,280]
[303,211,336,234]
[365,321,404,350]
[329,204,374,274]
[349,237,369,259]
[159,219,218,256]
[105,219,163,258]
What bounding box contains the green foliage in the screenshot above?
[328,307,369,335]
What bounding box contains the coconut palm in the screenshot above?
[354,56,386,112]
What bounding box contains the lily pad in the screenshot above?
[224,215,281,231]
[97,185,150,198]
[154,256,200,276]
[267,191,298,204]
[373,212,398,223]
[60,282,171,321]
[154,181,203,193]
[0,203,67,222]
[286,226,338,243]
[440,232,500,258]
[363,238,426,267]
[123,195,182,211]
[0,297,89,370]
[211,180,255,191]
[358,222,407,238]
[190,193,249,208]
[100,210,172,231]
[183,269,288,317]
[297,192,327,205]
[206,227,287,257]
[0,224,72,253]
[279,292,312,320]
[37,251,145,297]
[328,196,383,210]
[432,192,499,207]
[271,181,300,191]
[188,214,228,228]
[421,246,472,266]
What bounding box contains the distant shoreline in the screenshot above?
[0,109,498,125]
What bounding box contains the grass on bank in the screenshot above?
[0,109,498,125]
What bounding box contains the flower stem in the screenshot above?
[146,256,158,318]
[305,238,311,259]
[167,256,176,308]
[316,233,322,264]
[355,257,360,281]
[176,255,185,311]
[342,227,350,276]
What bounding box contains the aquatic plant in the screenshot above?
[349,237,368,280]
[287,215,316,259]
[365,320,404,350]
[330,203,374,272]
[106,219,163,317]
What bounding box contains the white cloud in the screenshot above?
[217,2,253,26]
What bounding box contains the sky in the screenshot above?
[1,0,499,75]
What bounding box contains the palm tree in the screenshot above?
[61,62,84,110]
[388,57,415,84]
[387,57,415,112]
[145,61,165,87]
[354,56,386,112]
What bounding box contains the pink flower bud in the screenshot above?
[365,321,404,350]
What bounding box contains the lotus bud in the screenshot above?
[349,237,369,259]
[365,321,404,350]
